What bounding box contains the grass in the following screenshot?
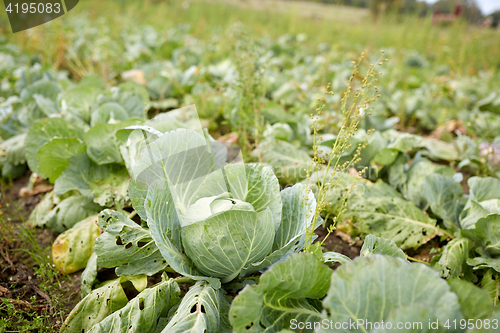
[0,0,498,75]
[0,196,78,333]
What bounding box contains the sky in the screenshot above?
[424,0,500,15]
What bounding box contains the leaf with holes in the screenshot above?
[38,194,102,233]
[347,195,441,249]
[95,209,168,276]
[160,281,232,333]
[60,274,147,333]
[52,215,101,274]
[435,237,473,279]
[88,275,180,333]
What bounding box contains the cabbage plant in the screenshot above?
[61,126,319,332]
[132,127,318,284]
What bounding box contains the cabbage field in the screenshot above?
[1,0,500,332]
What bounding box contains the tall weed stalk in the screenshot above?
[305,50,387,251]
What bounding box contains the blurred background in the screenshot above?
[0,0,499,76]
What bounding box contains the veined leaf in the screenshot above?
[60,275,147,333]
[28,191,60,227]
[25,118,84,174]
[95,209,167,276]
[230,253,332,333]
[132,128,215,216]
[197,164,282,232]
[460,199,490,230]
[273,183,316,251]
[54,153,110,199]
[89,168,130,207]
[85,120,140,165]
[90,102,129,127]
[33,94,59,116]
[47,195,102,232]
[21,80,60,102]
[1,133,26,165]
[448,279,495,320]
[322,252,351,265]
[37,138,86,181]
[480,270,500,306]
[81,252,98,298]
[60,85,101,124]
[348,195,441,249]
[32,194,101,233]
[462,214,500,259]
[145,180,221,288]
[258,139,312,183]
[424,173,464,229]
[420,138,459,161]
[160,281,232,333]
[467,256,500,273]
[52,215,101,274]
[306,170,360,215]
[88,276,180,333]
[468,177,500,202]
[360,234,408,261]
[373,148,399,165]
[321,255,463,332]
[405,157,441,208]
[182,209,274,283]
[435,237,473,279]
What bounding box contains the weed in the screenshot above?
[305,50,387,250]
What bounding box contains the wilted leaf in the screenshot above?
[52,215,101,274]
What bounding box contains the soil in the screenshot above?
[0,172,81,331]
[315,226,361,260]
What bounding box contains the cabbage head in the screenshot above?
[125,127,318,284]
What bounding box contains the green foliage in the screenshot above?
[229,253,332,332]
[322,255,463,332]
[3,1,500,331]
